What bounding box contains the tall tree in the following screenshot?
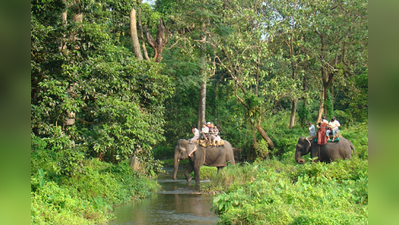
[31,0,174,168]
[118,0,169,62]
[130,7,143,60]
[206,0,277,149]
[157,0,217,129]
[267,0,310,129]
[144,17,169,62]
[155,0,367,158]
[302,0,368,121]
[197,2,208,128]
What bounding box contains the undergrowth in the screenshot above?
[207,159,368,224]
[31,138,159,225]
[205,121,368,224]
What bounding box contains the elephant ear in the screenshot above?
[178,140,187,152]
[304,138,312,153]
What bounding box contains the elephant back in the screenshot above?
[197,139,226,147]
[204,140,235,166]
[222,140,235,165]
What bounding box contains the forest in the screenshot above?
[31,0,368,224]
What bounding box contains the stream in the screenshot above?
[108,168,219,225]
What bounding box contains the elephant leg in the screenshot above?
[217,167,223,173]
[193,163,202,185]
[311,145,320,163]
[184,164,194,182]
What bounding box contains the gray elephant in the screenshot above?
[172,139,235,184]
[295,137,355,164]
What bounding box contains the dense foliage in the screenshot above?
[31,135,158,224]
[31,0,170,223]
[31,0,367,224]
[155,0,368,158]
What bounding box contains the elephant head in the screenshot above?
[172,139,195,180]
[295,137,312,164]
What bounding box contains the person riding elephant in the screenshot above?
[189,125,199,143]
[209,123,221,146]
[316,120,329,145]
[172,139,235,184]
[295,136,355,164]
[200,123,209,141]
[306,122,316,140]
[326,117,341,142]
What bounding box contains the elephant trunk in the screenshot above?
[172,149,179,180]
[295,149,305,164]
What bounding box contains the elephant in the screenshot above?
[295,136,355,164]
[172,139,235,184]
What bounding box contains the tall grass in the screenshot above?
[31,158,158,224]
[206,121,368,224]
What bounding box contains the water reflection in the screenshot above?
[108,169,218,225]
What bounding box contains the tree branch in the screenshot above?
[144,25,156,49]
[233,81,250,110]
[138,7,150,61]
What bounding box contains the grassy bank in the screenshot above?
[205,158,367,224]
[31,157,158,224]
[200,122,368,224]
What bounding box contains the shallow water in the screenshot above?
[108,169,218,225]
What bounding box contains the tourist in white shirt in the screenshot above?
[326,117,340,141]
[189,125,200,143]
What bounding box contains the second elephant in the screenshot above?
[295,136,355,164]
[172,139,235,184]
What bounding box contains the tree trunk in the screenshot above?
[316,88,324,123]
[154,18,167,62]
[255,51,261,96]
[198,81,207,128]
[289,98,297,129]
[317,35,327,122]
[144,18,168,62]
[59,1,82,54]
[289,63,298,129]
[250,126,257,161]
[323,85,328,118]
[317,34,336,122]
[137,8,150,61]
[330,85,334,114]
[73,13,82,23]
[129,155,141,172]
[197,20,207,128]
[70,13,82,41]
[255,118,274,149]
[60,0,68,54]
[130,8,143,61]
[302,71,308,127]
[61,0,67,24]
[321,79,335,121]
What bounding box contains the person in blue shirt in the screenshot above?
[306,122,316,140]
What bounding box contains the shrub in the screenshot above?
[31,131,85,178]
[209,156,368,224]
[198,166,218,179]
[31,181,110,225]
[31,156,158,224]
